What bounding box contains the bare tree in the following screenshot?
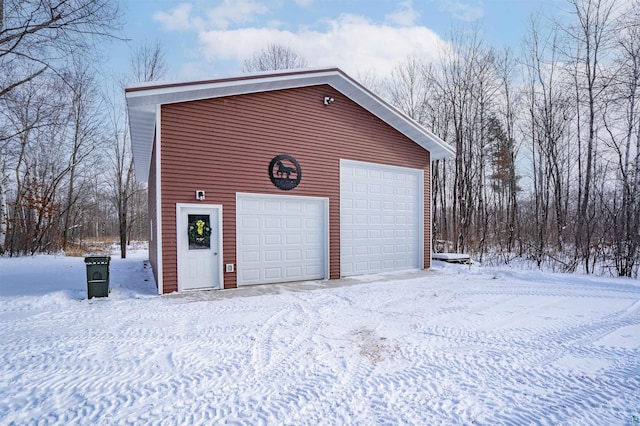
[492,47,521,258]
[522,12,575,268]
[433,27,499,255]
[242,44,308,72]
[0,0,123,255]
[0,155,8,254]
[563,0,617,271]
[60,59,104,250]
[600,0,640,277]
[384,57,431,122]
[0,0,122,98]
[129,40,167,83]
[356,69,385,94]
[1,75,62,254]
[107,92,133,259]
[111,41,166,259]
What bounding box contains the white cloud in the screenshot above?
[153,0,269,32]
[205,0,269,30]
[386,0,419,27]
[433,0,484,22]
[153,3,195,31]
[196,13,446,78]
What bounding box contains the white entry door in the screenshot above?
[177,204,222,291]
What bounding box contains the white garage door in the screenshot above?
[236,193,328,286]
[340,160,423,276]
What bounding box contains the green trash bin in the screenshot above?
[84,256,111,298]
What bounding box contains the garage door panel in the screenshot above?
[237,194,327,286]
[305,248,321,258]
[243,199,260,210]
[264,235,281,246]
[264,267,282,280]
[242,250,260,262]
[305,218,321,229]
[285,217,301,228]
[241,233,259,244]
[355,246,367,255]
[341,160,422,277]
[285,266,302,277]
[284,201,301,212]
[243,269,260,281]
[264,200,281,211]
[264,250,281,261]
[285,234,302,245]
[264,217,282,229]
[241,216,259,227]
[369,229,382,238]
[305,265,321,275]
[286,249,301,260]
[306,234,320,245]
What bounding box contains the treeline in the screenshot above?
[1,0,638,277]
[0,0,152,257]
[376,0,640,277]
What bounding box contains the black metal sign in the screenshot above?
[268,154,301,190]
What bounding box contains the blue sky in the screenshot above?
[110,0,567,83]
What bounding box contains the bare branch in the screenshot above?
[242,44,308,72]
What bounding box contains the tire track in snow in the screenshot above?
[2,269,640,424]
[0,299,260,425]
[540,297,640,348]
[404,273,640,423]
[271,292,392,425]
[404,344,589,424]
[405,310,640,425]
[288,347,378,424]
[241,292,344,422]
[249,293,324,378]
[423,279,640,362]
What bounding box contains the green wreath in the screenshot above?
[188,219,211,246]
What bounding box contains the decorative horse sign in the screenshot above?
[269,154,302,190]
[276,160,297,179]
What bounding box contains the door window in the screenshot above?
[187,214,211,250]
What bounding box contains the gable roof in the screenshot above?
[125,67,454,181]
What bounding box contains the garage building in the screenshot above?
[125,67,454,294]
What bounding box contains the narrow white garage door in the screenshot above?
[236,193,328,286]
[340,160,423,276]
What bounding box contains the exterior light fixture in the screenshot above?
[323,96,335,105]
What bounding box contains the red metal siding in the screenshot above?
[159,84,431,293]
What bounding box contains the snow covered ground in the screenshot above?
[1,250,639,425]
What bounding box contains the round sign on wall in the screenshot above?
[268,154,302,190]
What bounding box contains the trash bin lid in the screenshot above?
[84,256,111,265]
